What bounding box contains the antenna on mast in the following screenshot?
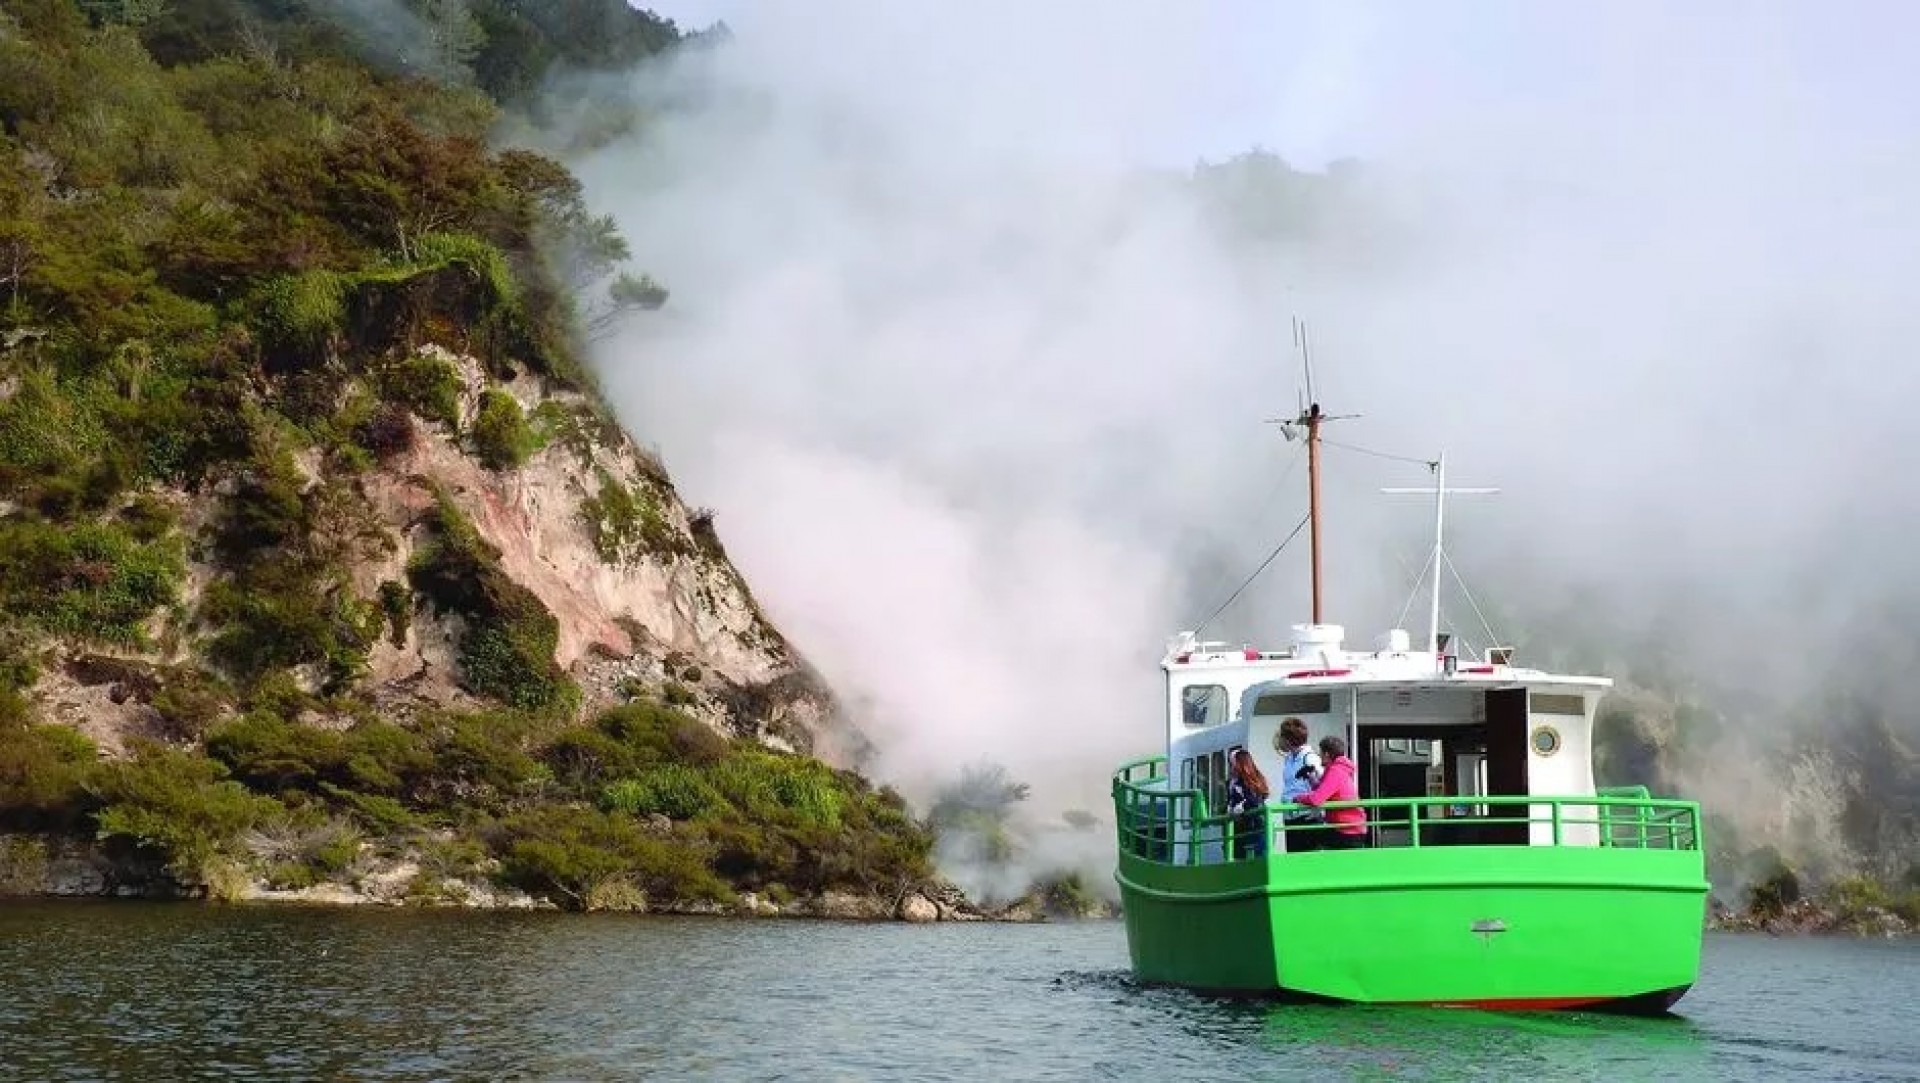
[1382,453,1498,663]
[1267,317,1355,626]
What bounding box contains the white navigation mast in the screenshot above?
[1382,454,1498,661]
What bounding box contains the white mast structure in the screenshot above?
[1382,453,1498,664]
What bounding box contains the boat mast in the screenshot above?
[1384,454,1499,658]
[1278,318,1350,627]
[1427,453,1446,658]
[1305,402,1326,624]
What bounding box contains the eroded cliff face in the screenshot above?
[22,343,854,764]
[1598,682,1920,902]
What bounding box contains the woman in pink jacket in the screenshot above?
[1295,735,1368,849]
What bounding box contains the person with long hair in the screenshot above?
[1226,746,1272,859]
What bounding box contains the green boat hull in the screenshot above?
[1116,844,1708,1011]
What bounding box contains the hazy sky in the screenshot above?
[638,1,1920,171]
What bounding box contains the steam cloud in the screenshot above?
[535,1,1920,893]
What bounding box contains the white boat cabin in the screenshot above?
[1163,621,1610,853]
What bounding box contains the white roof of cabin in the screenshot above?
[1161,625,1612,697]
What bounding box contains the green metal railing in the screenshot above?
[1112,756,1703,866]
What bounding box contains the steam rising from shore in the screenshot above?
[546,2,1920,893]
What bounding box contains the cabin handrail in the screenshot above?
[1111,778,1704,864]
[1113,755,1168,786]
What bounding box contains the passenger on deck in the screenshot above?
[1225,747,1271,860]
[1273,718,1326,852]
[1295,736,1367,849]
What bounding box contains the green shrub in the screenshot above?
[531,399,624,463]
[149,669,230,741]
[0,519,183,646]
[206,712,432,801]
[1037,872,1106,918]
[580,470,680,562]
[0,718,99,831]
[471,389,534,470]
[1822,874,1920,930]
[1828,874,1891,913]
[205,712,345,794]
[90,740,284,884]
[412,709,547,806]
[0,358,112,487]
[255,270,346,364]
[245,815,363,889]
[339,720,434,795]
[351,402,415,462]
[592,702,728,766]
[318,783,419,835]
[601,764,725,820]
[491,804,731,910]
[119,493,179,542]
[414,834,491,882]
[202,579,373,686]
[710,750,846,829]
[373,352,464,428]
[377,580,412,647]
[540,725,640,790]
[415,232,519,311]
[1747,859,1801,915]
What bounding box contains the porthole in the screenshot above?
[1530,725,1562,757]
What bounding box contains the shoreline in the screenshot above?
[0,833,1118,924]
[1705,898,1916,938]
[0,886,1117,924]
[3,885,1908,937]
[5,892,1909,937]
[6,835,1899,934]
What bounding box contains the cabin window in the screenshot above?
[1531,693,1585,716]
[1206,749,1228,815]
[1530,725,1562,757]
[1181,684,1229,727]
[1253,691,1331,716]
[1179,751,1232,814]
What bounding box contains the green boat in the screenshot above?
[1110,400,1709,1012]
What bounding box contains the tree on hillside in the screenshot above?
[494,146,667,339]
[78,0,170,26]
[420,0,481,84]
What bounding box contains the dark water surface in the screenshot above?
[0,901,1913,1081]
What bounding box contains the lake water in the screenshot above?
[0,902,1913,1082]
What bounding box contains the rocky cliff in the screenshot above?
[22,340,844,763]
[0,0,1066,920]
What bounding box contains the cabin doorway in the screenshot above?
[1354,689,1531,847]
[1481,688,1530,845]
[1359,733,1440,848]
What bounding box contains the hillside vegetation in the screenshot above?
[0,0,945,914]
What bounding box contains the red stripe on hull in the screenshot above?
[1419,996,1608,1011]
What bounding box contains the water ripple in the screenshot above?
[1,902,1915,1082]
